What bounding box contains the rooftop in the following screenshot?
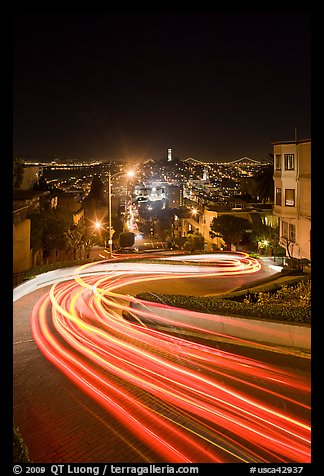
[271,138,311,145]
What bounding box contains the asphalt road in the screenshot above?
[13,254,310,464]
[114,266,277,297]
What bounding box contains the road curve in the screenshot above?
[13,253,310,463]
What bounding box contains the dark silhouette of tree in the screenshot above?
[28,211,43,251]
[33,175,49,191]
[173,236,186,250]
[119,231,135,249]
[65,223,85,260]
[210,214,251,249]
[28,206,72,262]
[13,157,24,189]
[254,154,274,203]
[87,174,105,204]
[82,232,98,259]
[183,232,205,252]
[250,223,279,253]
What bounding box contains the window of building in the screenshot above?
[275,188,282,206]
[284,154,295,170]
[285,189,295,206]
[289,223,296,242]
[275,154,281,170]
[282,221,288,238]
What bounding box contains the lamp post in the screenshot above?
[107,169,135,258]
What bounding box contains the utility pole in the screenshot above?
[108,170,113,258]
[107,169,135,259]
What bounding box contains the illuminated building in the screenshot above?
[272,139,311,263]
[166,184,183,208]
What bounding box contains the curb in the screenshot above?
[130,300,311,352]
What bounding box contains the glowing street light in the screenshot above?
[108,169,135,258]
[94,220,102,231]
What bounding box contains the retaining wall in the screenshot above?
[130,300,311,351]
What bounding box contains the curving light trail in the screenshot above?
[30,253,310,463]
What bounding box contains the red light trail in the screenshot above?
[30,253,310,463]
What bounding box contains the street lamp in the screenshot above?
[94,220,102,231]
[108,169,135,258]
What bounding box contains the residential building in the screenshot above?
[166,185,183,209]
[17,164,42,191]
[172,203,278,251]
[272,139,311,262]
[13,190,52,283]
[13,205,32,277]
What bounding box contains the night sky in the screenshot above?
[13,13,311,163]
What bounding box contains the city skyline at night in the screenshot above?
[13,13,311,163]
[12,14,313,466]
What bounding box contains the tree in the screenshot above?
[164,228,175,249]
[28,210,44,252]
[65,223,85,260]
[254,155,274,203]
[13,157,24,189]
[119,231,135,249]
[111,215,125,241]
[82,232,98,259]
[43,208,72,260]
[250,223,279,254]
[183,232,205,252]
[210,214,251,250]
[33,175,49,191]
[87,174,105,203]
[28,206,72,263]
[173,236,186,250]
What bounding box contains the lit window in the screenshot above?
[282,221,288,238]
[284,154,295,170]
[289,223,296,242]
[285,189,295,206]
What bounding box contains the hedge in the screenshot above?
[221,274,310,300]
[136,288,310,325]
[22,258,102,281]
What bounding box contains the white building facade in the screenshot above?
[273,139,311,262]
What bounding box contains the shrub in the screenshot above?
[242,279,310,307]
[136,283,311,325]
[22,258,102,281]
